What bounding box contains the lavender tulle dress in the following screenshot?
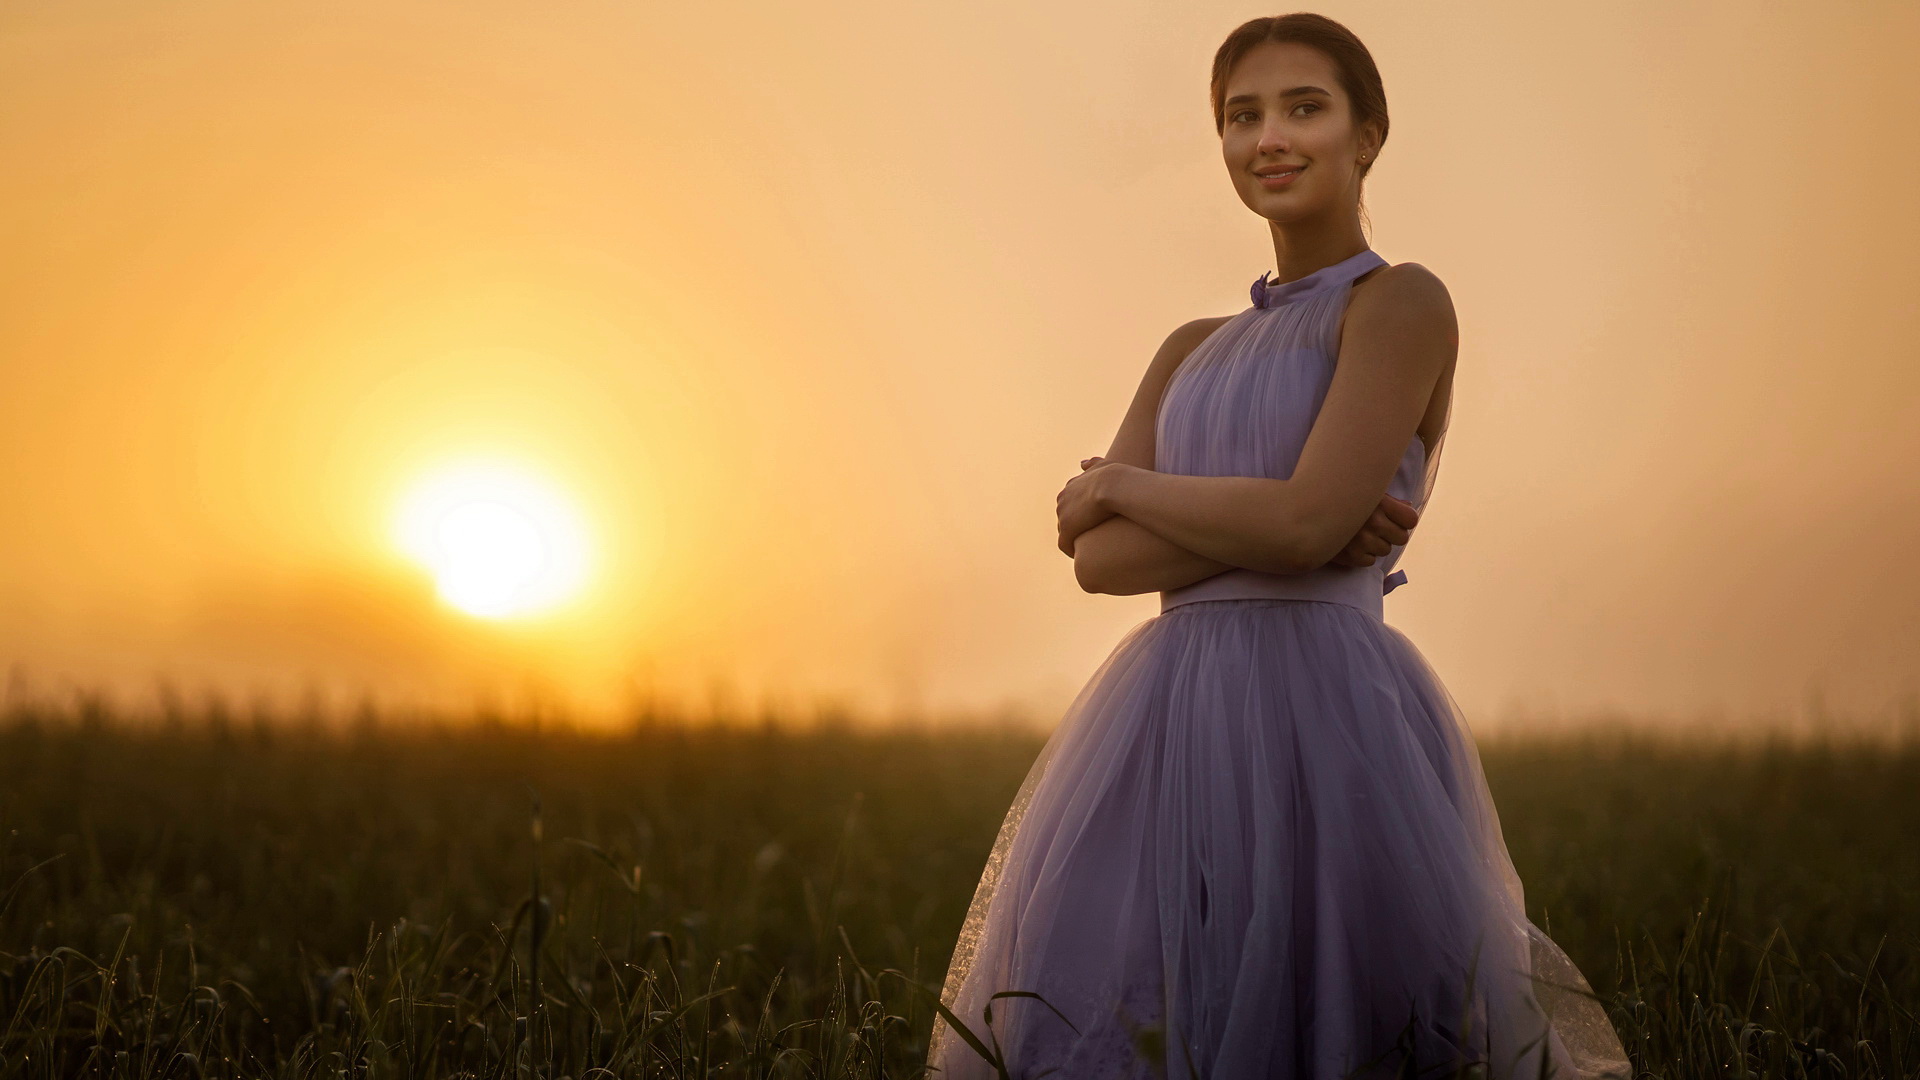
[928,248,1631,1080]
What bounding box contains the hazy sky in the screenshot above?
[3,0,1916,731]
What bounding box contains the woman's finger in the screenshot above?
[1378,496,1420,531]
[1368,509,1411,546]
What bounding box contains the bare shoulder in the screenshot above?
[1342,261,1457,351]
[1349,261,1454,316]
[1342,262,1458,453]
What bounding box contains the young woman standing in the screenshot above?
[930,13,1631,1080]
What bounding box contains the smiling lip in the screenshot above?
[1255,165,1305,187]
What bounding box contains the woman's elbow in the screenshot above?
[1072,540,1141,594]
[1074,554,1114,594]
[1077,555,1167,596]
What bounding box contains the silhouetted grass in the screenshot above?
[0,698,1913,1078]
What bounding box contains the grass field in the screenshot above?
[1,699,1915,1078]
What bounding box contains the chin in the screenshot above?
[1248,192,1307,217]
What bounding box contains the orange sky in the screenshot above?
[2,0,1916,732]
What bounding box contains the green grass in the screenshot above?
[0,699,1914,1078]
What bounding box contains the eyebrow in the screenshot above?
[1224,86,1332,106]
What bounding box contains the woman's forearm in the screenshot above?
[1099,468,1309,574]
[1071,514,1236,595]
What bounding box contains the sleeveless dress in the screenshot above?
[928,248,1631,1080]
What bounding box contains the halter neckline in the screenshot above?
[1251,247,1388,309]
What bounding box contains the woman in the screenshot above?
[928,13,1632,1080]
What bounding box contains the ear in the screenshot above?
[1359,120,1385,160]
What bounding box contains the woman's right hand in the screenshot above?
[1327,494,1419,568]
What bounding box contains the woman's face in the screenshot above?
[1219,41,1374,224]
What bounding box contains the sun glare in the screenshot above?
[393,459,592,619]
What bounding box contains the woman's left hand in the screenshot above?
[1057,456,1129,557]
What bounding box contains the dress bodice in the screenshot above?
[1154,247,1443,620]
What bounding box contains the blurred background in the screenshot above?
[3,0,1916,733]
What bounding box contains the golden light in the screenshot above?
[392,459,593,619]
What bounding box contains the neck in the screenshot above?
[1267,218,1371,282]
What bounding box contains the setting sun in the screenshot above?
[392,459,592,619]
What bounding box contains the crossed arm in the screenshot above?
[1069,476,1418,595]
[1066,265,1454,596]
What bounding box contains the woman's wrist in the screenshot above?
[1096,462,1146,515]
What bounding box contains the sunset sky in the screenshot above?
[3,0,1916,731]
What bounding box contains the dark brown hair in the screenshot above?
[1210,14,1389,204]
